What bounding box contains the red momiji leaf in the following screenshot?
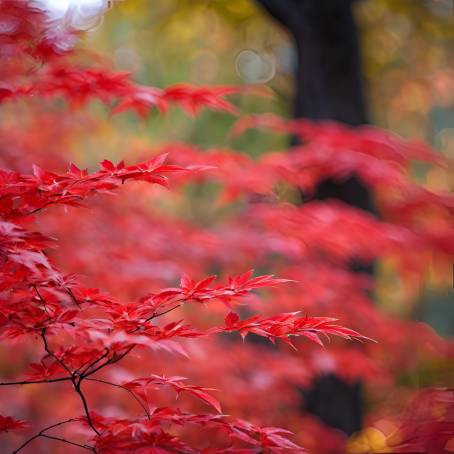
[0,415,29,433]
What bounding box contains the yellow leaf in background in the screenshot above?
[347,427,391,453]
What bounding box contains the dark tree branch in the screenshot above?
[147,304,181,322]
[0,377,72,386]
[83,345,135,379]
[32,285,50,316]
[76,349,110,376]
[11,419,83,454]
[86,378,150,419]
[72,380,100,436]
[8,284,180,446]
[40,328,99,436]
[41,328,72,376]
[65,288,81,308]
[40,434,95,452]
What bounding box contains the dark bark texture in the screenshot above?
[256,0,374,436]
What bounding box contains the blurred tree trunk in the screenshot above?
[255,0,374,436]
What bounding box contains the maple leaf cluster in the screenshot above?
[1,1,453,454]
[2,151,350,451]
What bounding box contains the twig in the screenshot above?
[0,377,71,386]
[83,345,135,379]
[41,329,72,376]
[11,419,82,454]
[85,378,150,419]
[32,285,50,316]
[76,349,110,377]
[65,288,81,308]
[41,434,95,451]
[73,380,100,436]
[39,329,99,435]
[147,304,181,322]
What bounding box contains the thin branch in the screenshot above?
[41,434,95,451]
[40,328,72,376]
[72,346,138,434]
[81,355,117,379]
[83,345,135,379]
[147,304,181,322]
[80,303,180,379]
[0,377,72,386]
[12,419,78,454]
[12,433,42,454]
[39,329,99,436]
[86,378,150,419]
[106,345,136,367]
[65,288,81,308]
[32,285,50,316]
[73,381,100,436]
[76,349,110,377]
[77,304,180,380]
[26,201,54,216]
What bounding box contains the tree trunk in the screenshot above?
[255,0,374,436]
